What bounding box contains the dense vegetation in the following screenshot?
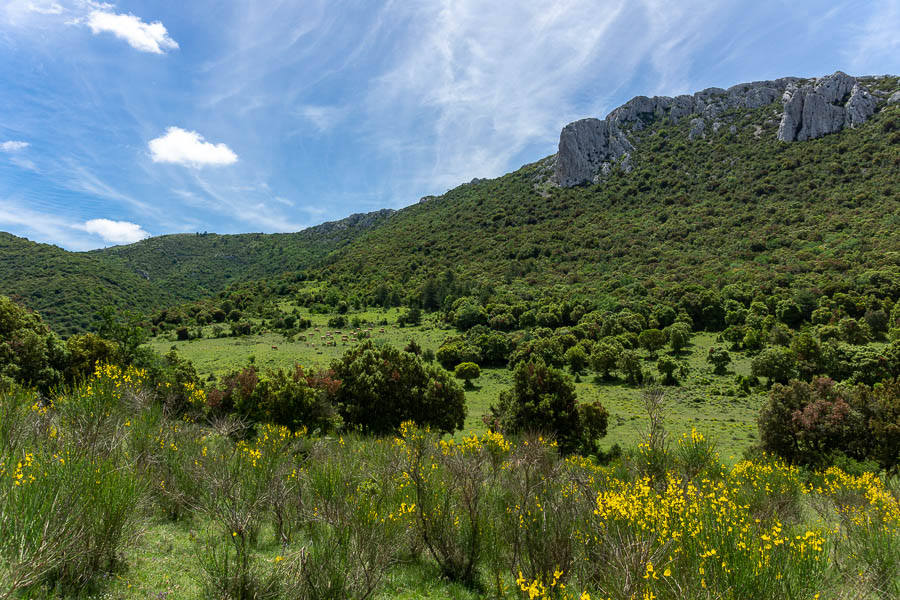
[3,364,899,599]
[2,76,900,599]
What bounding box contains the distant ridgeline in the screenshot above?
[1,71,899,335]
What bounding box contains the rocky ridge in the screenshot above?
[554,71,897,187]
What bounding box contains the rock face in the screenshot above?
[777,72,876,141]
[554,71,888,187]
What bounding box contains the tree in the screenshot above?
[617,350,643,385]
[0,295,68,392]
[656,356,679,385]
[564,345,589,374]
[751,347,797,385]
[638,328,667,357]
[330,340,466,435]
[489,359,606,455]
[234,366,338,433]
[454,362,481,388]
[706,347,732,375]
[453,299,488,331]
[435,337,482,370]
[591,339,622,378]
[666,323,691,354]
[97,306,148,366]
[757,377,872,467]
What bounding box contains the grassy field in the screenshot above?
[148,308,766,459]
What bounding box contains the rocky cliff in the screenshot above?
[554,71,897,187]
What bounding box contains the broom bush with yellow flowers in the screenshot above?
[2,366,900,600]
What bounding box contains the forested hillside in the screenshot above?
[0,210,394,335]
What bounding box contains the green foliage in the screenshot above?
[706,347,732,375]
[436,337,482,370]
[752,347,798,385]
[757,377,900,469]
[666,322,691,353]
[657,355,679,385]
[590,338,623,378]
[617,349,643,385]
[0,295,67,392]
[638,328,667,357]
[454,362,481,386]
[490,359,606,455]
[234,366,339,434]
[329,340,466,434]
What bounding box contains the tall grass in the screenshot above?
[2,369,900,599]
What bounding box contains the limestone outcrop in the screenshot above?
[777,72,876,141]
[554,71,889,187]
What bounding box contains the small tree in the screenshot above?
[638,328,667,357]
[454,362,481,388]
[564,345,589,374]
[656,356,679,385]
[330,340,466,434]
[751,347,797,385]
[591,339,622,378]
[666,323,691,354]
[489,359,606,455]
[617,350,643,385]
[706,347,732,375]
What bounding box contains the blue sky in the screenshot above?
[1,0,898,250]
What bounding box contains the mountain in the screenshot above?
[0,210,394,335]
[2,71,898,334]
[312,72,900,307]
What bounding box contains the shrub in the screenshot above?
[752,347,797,385]
[489,359,606,455]
[617,349,643,385]
[638,328,667,357]
[453,362,481,387]
[590,339,623,378]
[665,323,691,354]
[706,346,732,375]
[329,340,466,435]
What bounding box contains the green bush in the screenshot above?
[490,359,607,455]
[329,340,466,435]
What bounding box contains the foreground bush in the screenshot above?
[758,376,900,469]
[489,359,607,455]
[3,371,900,599]
[329,340,466,434]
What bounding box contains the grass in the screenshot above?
[149,308,766,459]
[4,365,900,600]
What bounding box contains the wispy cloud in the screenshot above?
[844,1,900,72]
[365,1,729,195]
[85,9,178,54]
[148,127,238,168]
[0,140,30,152]
[0,199,91,250]
[298,105,345,133]
[27,1,63,15]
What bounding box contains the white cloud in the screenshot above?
[0,140,30,152]
[367,1,724,193]
[82,218,149,244]
[148,127,238,168]
[86,9,178,54]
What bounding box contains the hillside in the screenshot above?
[0,232,175,336]
[2,72,899,333]
[0,210,394,335]
[312,73,900,308]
